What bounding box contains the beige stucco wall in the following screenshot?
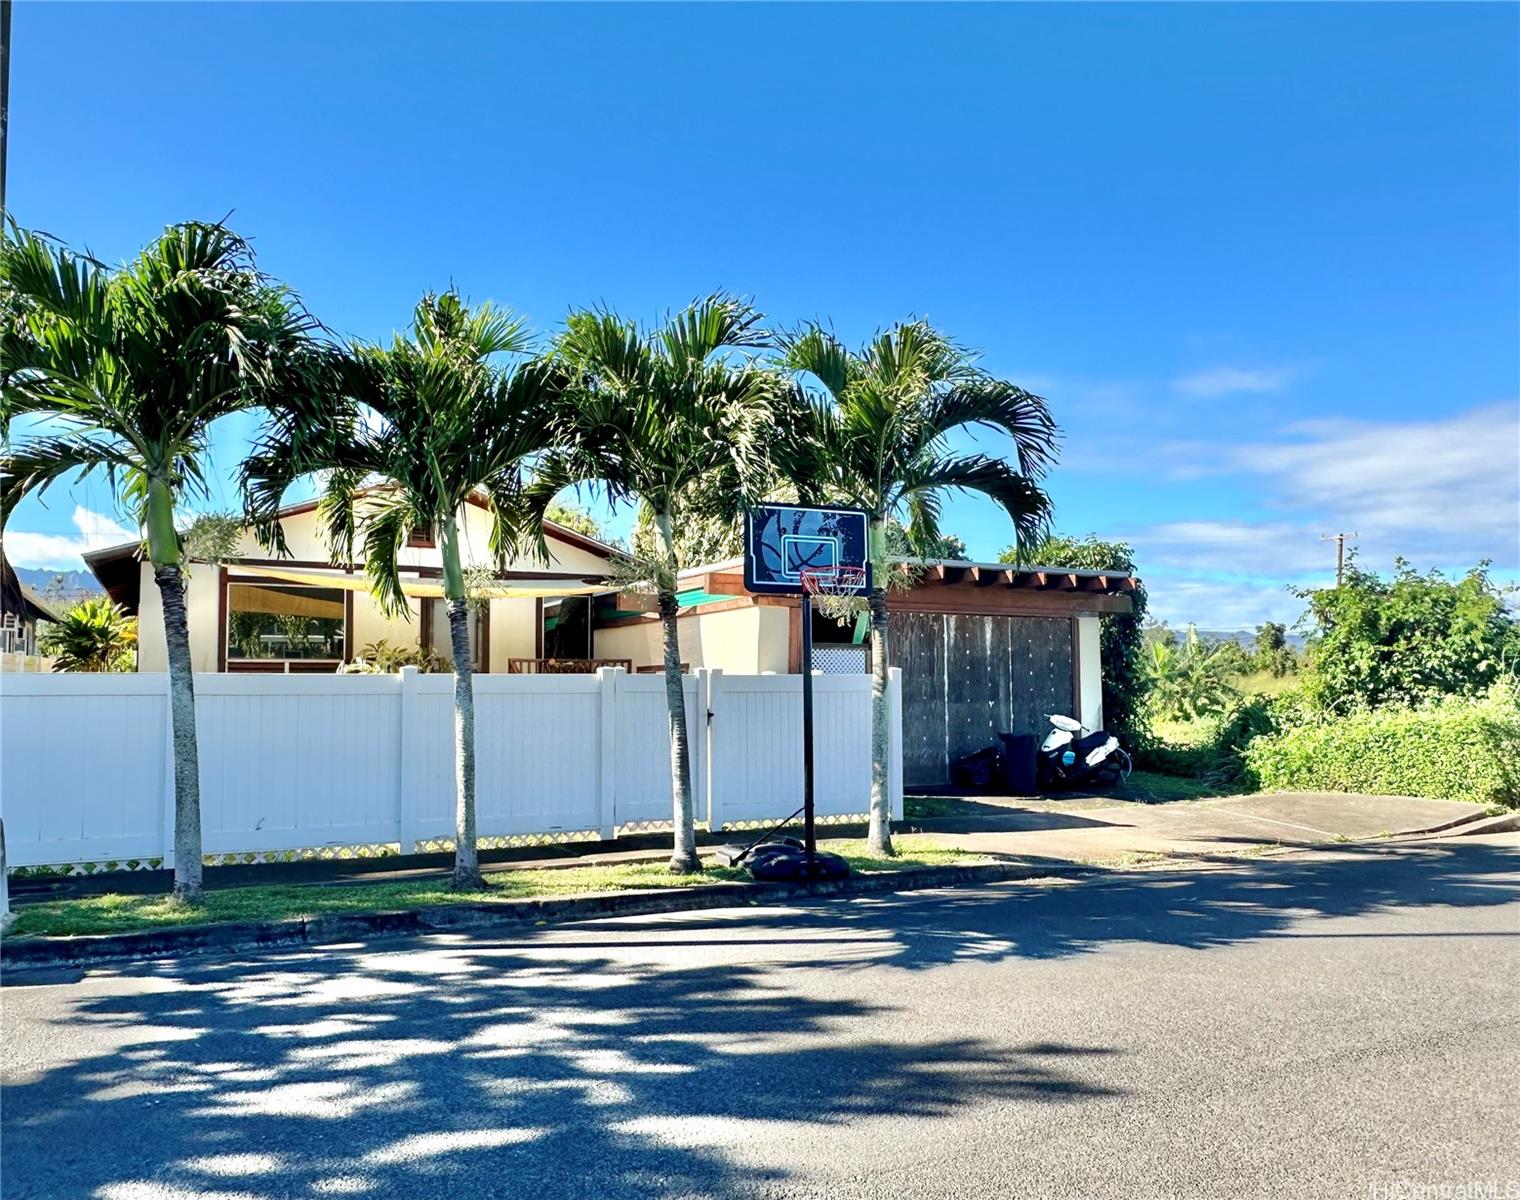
[754,605,793,674]
[132,502,611,672]
[594,604,780,675]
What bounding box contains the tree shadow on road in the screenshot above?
[598,839,1520,972]
[2,938,1120,1199]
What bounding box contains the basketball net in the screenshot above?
[800,566,869,623]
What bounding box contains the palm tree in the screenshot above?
[776,321,1057,856]
[244,290,558,890]
[0,222,320,901]
[39,596,137,671]
[525,295,774,873]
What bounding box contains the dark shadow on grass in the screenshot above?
[1,936,1120,1199]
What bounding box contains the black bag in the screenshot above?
[950,745,1001,791]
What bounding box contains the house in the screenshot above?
[595,558,1139,788]
[83,496,623,674]
[1,553,61,668]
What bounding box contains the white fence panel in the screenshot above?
[708,672,890,828]
[196,674,402,854]
[611,670,706,828]
[402,672,605,842]
[0,673,169,867]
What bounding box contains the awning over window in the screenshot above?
[229,562,609,600]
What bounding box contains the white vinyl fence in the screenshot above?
[0,667,903,869]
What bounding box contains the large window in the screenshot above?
[226,583,347,664]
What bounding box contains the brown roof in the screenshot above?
[82,500,618,615]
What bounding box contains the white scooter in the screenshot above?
[1038,714,1132,790]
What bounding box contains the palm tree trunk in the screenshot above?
[154,563,205,900]
[655,513,700,874]
[867,584,895,857]
[446,598,482,890]
[440,521,483,891]
[143,477,204,901]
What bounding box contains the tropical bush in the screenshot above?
[1297,560,1519,712]
[1144,624,1239,721]
[39,597,137,672]
[1252,621,1298,678]
[339,640,448,675]
[1139,693,1299,788]
[1244,686,1520,808]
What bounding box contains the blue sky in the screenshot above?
[7,2,1517,629]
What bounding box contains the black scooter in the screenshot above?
[1037,714,1132,790]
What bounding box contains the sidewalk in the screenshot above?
[8,789,1489,908]
[904,791,1489,865]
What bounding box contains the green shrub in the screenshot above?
[1136,693,1298,788]
[1243,687,1520,807]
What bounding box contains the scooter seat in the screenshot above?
[1072,731,1112,756]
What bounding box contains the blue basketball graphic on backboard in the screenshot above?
[743,504,872,596]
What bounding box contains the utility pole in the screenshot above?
[1,0,10,223]
[1321,532,1358,587]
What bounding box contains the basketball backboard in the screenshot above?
[743,504,872,596]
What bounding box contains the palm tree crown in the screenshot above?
[524,296,774,552]
[1,222,320,552]
[245,290,554,611]
[776,320,1057,562]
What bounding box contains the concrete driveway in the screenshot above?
[3,834,1517,1199]
[910,791,1487,865]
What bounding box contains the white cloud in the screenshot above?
[1125,403,1520,627]
[3,506,137,570]
[1172,364,1298,397]
[1232,403,1519,560]
[1143,575,1307,632]
[1131,520,1331,576]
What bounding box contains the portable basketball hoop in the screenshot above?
[726,505,872,882]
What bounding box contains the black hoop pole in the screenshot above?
[801,594,816,869]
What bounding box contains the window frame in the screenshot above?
[218,570,354,671]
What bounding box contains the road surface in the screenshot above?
[4,835,1518,1199]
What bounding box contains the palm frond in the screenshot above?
[357,490,416,618]
[658,293,768,365]
[777,323,856,400]
[897,454,1053,558]
[921,378,1059,479]
[0,433,137,526]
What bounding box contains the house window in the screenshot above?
[406,527,436,548]
[225,583,347,664]
[422,597,487,672]
[543,596,592,659]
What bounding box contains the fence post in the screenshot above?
[0,819,11,934]
[160,673,176,870]
[704,669,724,832]
[397,666,419,853]
[596,667,621,840]
[888,666,904,821]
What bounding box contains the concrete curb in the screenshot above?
[1444,811,1520,837]
[0,860,1096,972]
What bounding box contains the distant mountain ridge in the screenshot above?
[13,567,104,605]
[1195,627,1310,652]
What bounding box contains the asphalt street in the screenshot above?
[4,835,1518,1199]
